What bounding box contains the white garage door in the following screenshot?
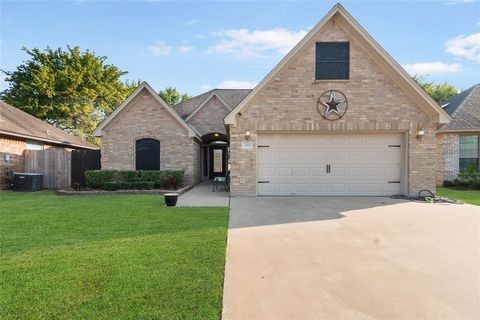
[257,133,404,196]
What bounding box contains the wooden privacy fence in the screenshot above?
[24,148,100,189]
[71,149,101,186]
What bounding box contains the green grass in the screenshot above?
[0,191,229,319]
[436,187,480,206]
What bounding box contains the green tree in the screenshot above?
[0,46,139,145]
[413,75,459,104]
[159,86,190,106]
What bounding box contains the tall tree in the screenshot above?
[0,46,139,144]
[158,86,190,106]
[413,75,459,104]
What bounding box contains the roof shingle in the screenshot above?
[439,84,480,131]
[0,101,98,149]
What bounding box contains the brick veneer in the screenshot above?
[0,136,26,189]
[100,88,200,185]
[187,95,231,136]
[228,19,438,196]
[435,133,459,186]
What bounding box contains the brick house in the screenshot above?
[95,4,451,196]
[0,101,98,189]
[436,84,480,185]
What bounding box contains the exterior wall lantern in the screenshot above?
[416,129,425,140]
[245,131,251,140]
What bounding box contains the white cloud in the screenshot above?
[178,46,193,53]
[186,19,199,27]
[209,27,308,58]
[148,42,173,56]
[148,42,194,56]
[198,84,212,91]
[402,61,463,75]
[445,32,480,62]
[477,21,480,26]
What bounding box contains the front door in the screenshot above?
[209,146,227,179]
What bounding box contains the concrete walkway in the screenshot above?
[176,181,229,207]
[223,197,480,320]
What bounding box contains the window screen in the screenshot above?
[459,135,479,172]
[315,42,349,80]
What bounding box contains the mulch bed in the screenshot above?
[56,185,193,196]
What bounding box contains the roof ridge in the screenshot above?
[450,85,479,117]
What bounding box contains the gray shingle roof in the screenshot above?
[173,89,252,135]
[439,84,480,131]
[0,101,98,149]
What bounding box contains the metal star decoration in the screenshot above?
[317,90,348,120]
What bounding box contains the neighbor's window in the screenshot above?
[459,135,479,172]
[315,42,350,80]
[135,138,160,170]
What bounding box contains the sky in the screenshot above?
[1,0,479,96]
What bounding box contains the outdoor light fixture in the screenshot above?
[416,129,425,139]
[245,131,251,140]
[214,133,219,137]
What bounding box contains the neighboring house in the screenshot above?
[436,84,480,185]
[94,4,451,196]
[0,101,98,189]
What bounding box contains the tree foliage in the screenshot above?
[413,75,459,104]
[158,86,190,106]
[0,46,139,144]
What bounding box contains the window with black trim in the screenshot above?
[459,135,479,172]
[135,138,160,170]
[315,42,350,80]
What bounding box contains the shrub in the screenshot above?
[160,170,185,189]
[86,169,185,190]
[85,170,118,189]
[442,180,455,188]
[103,181,155,191]
[454,169,480,190]
[139,171,162,187]
[116,170,139,182]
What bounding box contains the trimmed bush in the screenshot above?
[139,171,162,187]
[85,170,118,189]
[86,169,185,190]
[454,169,480,190]
[442,180,455,188]
[103,181,155,191]
[116,170,139,182]
[160,170,185,190]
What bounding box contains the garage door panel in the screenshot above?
[258,133,403,196]
[278,168,293,176]
[259,167,275,177]
[295,184,310,193]
[310,167,327,176]
[277,184,294,193]
[294,168,309,176]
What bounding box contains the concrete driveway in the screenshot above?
[222,197,480,320]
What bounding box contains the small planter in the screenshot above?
[164,193,179,207]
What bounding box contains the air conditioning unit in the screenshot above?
[13,173,43,192]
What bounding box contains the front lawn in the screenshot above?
[0,191,229,319]
[436,187,480,206]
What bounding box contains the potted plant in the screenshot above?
[164,193,179,207]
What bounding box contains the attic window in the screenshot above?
[315,42,350,80]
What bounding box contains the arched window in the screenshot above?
[135,138,160,170]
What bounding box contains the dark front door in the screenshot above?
[136,138,160,170]
[209,146,227,179]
